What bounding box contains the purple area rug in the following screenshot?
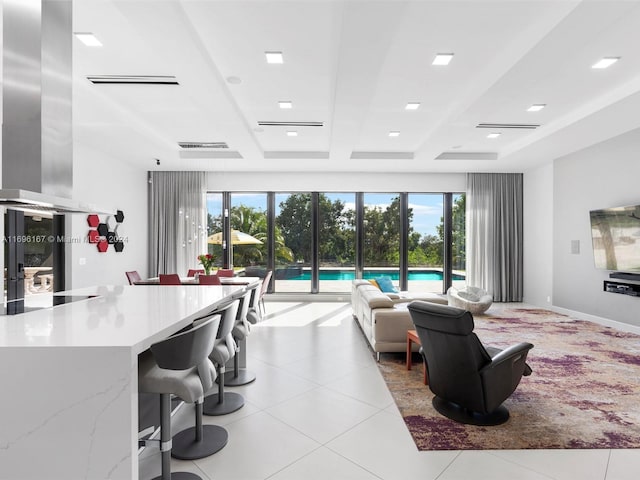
[377,308,640,450]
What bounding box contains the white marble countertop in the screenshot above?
[0,283,250,479]
[0,284,245,353]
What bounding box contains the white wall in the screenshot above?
[207,171,466,192]
[523,162,554,307]
[69,142,148,288]
[552,128,640,326]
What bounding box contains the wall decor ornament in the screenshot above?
[87,214,100,228]
[87,210,125,253]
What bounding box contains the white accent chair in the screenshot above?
[447,286,493,315]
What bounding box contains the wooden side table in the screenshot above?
[406,329,428,385]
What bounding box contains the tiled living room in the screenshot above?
[140,301,640,480]
[2,1,640,479]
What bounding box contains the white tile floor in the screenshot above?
[139,301,640,480]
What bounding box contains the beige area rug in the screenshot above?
[377,308,640,450]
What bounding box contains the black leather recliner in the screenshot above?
[408,301,533,426]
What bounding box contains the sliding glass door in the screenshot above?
[275,193,310,292]
[363,193,400,284]
[318,193,355,293]
[207,190,465,293]
[206,193,223,268]
[451,193,467,289]
[206,192,270,276]
[407,194,444,293]
[228,193,268,275]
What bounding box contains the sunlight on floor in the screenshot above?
[258,302,351,328]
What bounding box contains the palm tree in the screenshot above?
[230,205,293,266]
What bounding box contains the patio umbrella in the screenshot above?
[207,230,263,245]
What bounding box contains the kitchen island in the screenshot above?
[0,284,246,480]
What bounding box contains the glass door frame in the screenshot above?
[209,190,464,295]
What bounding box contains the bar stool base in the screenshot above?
[171,424,228,460]
[223,369,256,386]
[203,392,245,416]
[150,472,201,480]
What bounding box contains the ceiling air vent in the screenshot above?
[350,152,414,160]
[257,121,324,127]
[264,151,329,159]
[87,75,179,85]
[436,152,498,160]
[476,123,540,129]
[178,142,229,149]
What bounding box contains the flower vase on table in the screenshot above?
[197,253,215,276]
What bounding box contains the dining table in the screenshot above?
[133,275,260,286]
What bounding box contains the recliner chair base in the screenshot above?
[432,396,510,426]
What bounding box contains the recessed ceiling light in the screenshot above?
[265,51,284,64]
[278,101,293,109]
[432,53,454,66]
[74,32,102,47]
[286,131,298,137]
[405,102,421,110]
[486,133,501,139]
[592,57,620,69]
[388,131,400,137]
[527,104,546,112]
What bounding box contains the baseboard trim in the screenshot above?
[264,293,351,303]
[548,305,640,335]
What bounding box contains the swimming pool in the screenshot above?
[289,269,465,281]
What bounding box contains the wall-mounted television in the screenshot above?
[589,204,640,273]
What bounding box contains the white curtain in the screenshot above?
[467,173,523,302]
[148,171,207,276]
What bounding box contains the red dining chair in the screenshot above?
[216,269,235,277]
[199,275,221,285]
[159,274,181,285]
[125,271,142,285]
[187,269,205,277]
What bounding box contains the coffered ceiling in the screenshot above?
[72,0,640,173]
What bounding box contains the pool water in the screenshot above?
[290,270,465,281]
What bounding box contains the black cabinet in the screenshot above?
[603,280,640,297]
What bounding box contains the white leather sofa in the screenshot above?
[351,280,447,357]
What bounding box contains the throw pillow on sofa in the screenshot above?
[375,276,398,293]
